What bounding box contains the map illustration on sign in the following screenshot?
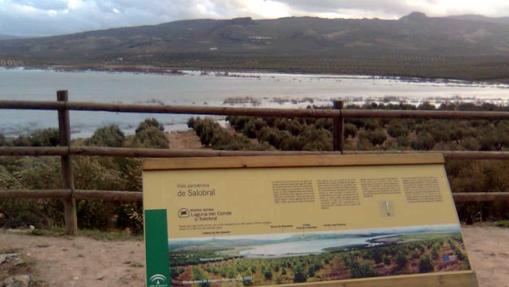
[143,154,476,287]
[168,224,469,286]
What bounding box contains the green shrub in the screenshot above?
[300,128,332,151]
[396,253,407,269]
[496,220,509,228]
[136,118,164,133]
[349,261,377,278]
[133,119,169,148]
[189,117,270,151]
[367,129,387,146]
[344,123,357,138]
[86,125,125,147]
[293,265,307,283]
[0,134,9,146]
[411,132,435,150]
[0,123,148,232]
[14,128,59,146]
[418,256,433,273]
[387,121,408,138]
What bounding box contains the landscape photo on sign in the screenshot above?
[167,224,470,286]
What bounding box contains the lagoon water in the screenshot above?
[239,237,370,258]
[2,68,509,138]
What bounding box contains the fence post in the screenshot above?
[333,100,344,153]
[57,90,77,235]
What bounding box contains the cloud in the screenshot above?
[12,0,68,10]
[276,0,412,17]
[278,0,509,19]
[1,0,509,37]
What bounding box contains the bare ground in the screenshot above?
[0,226,508,287]
[167,130,204,150]
[0,231,146,286]
[464,225,509,287]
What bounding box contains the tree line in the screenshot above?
[188,102,509,223]
[0,118,169,232]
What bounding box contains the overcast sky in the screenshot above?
[2,0,509,37]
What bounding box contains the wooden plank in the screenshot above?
[343,109,509,120]
[1,99,509,120]
[143,153,445,171]
[332,101,344,153]
[0,189,70,199]
[70,147,327,157]
[1,146,509,161]
[0,146,68,156]
[271,271,477,287]
[444,151,509,160]
[0,189,142,202]
[453,192,509,203]
[67,102,340,118]
[57,91,78,236]
[74,190,142,202]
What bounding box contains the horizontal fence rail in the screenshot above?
[1,146,509,160]
[1,92,509,234]
[0,100,340,118]
[0,189,142,201]
[3,100,509,119]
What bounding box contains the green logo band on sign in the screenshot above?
[145,209,170,287]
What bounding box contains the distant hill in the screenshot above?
[448,14,509,25]
[0,34,17,40]
[2,13,509,81]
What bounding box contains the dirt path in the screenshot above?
[167,130,204,150]
[463,226,509,287]
[0,226,508,287]
[0,232,145,286]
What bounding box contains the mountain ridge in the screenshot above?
[2,12,509,81]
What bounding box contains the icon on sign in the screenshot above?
[149,274,168,287]
[178,208,190,218]
[379,200,395,217]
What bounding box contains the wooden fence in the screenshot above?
[1,90,509,235]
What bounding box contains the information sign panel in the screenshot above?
[143,154,477,287]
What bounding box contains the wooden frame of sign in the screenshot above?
[143,154,478,287]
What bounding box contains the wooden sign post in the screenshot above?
[143,154,478,287]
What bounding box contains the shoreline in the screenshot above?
[2,96,509,138]
[2,64,507,86]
